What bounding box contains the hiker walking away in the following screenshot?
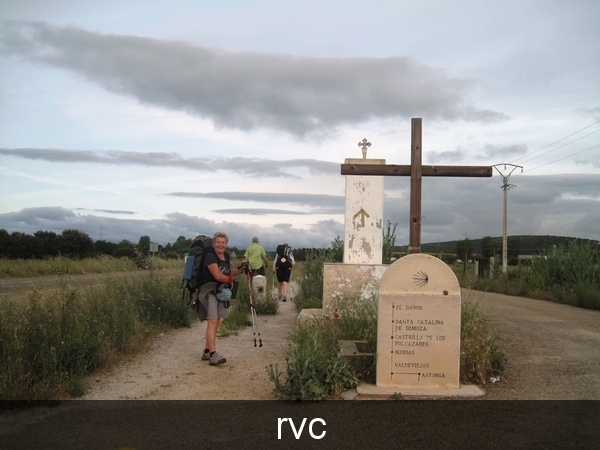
[274,243,294,302]
[197,232,246,366]
[244,236,269,277]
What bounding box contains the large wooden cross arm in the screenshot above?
[340,118,493,254]
[340,164,492,177]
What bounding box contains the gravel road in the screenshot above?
[465,289,600,400]
[1,274,599,400]
[2,277,599,449]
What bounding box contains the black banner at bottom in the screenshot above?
[1,401,598,449]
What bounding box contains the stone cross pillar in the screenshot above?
[343,139,385,264]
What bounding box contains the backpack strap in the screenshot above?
[199,249,230,286]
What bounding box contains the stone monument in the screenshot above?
[343,138,384,264]
[322,139,389,314]
[377,254,460,389]
[356,253,482,396]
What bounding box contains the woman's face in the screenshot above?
[213,237,227,252]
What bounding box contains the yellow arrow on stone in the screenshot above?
[352,207,370,227]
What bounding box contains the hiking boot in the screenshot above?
[201,350,210,361]
[209,352,226,366]
[282,295,287,302]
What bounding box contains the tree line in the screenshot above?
[0,229,330,262]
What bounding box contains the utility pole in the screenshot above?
[493,164,523,274]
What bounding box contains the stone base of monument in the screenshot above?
[372,253,482,397]
[339,340,375,357]
[354,383,484,398]
[296,308,324,321]
[322,263,388,313]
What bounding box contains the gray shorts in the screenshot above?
[205,291,230,320]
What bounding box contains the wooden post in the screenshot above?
[409,118,422,254]
[340,119,493,254]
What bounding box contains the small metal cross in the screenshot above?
[358,138,371,159]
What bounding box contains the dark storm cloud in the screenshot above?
[382,173,600,245]
[0,207,340,249]
[0,148,339,178]
[1,20,506,137]
[484,143,528,158]
[74,208,136,215]
[0,206,77,226]
[213,208,310,215]
[166,191,344,211]
[2,172,597,249]
[427,148,466,164]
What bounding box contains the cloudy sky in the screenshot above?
[1,0,599,251]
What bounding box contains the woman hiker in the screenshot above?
[196,231,246,365]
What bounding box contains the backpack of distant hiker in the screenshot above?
[275,244,293,271]
[181,235,213,303]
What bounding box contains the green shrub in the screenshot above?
[460,300,505,384]
[333,296,378,383]
[458,241,600,311]
[298,248,335,303]
[267,295,378,400]
[0,255,184,278]
[0,272,191,400]
[267,321,357,400]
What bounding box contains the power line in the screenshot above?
[510,119,600,165]
[524,143,600,173]
[515,128,600,166]
[426,120,599,224]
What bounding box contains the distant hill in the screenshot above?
[396,235,599,255]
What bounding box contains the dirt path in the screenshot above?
[82,284,299,400]
[80,287,600,400]
[464,289,600,400]
[2,273,600,400]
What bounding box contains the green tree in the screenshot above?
[59,229,94,258]
[94,240,118,255]
[137,235,151,255]
[507,236,521,265]
[8,232,37,259]
[173,236,190,249]
[330,235,344,262]
[456,238,473,261]
[0,229,9,258]
[382,221,398,264]
[480,236,496,259]
[34,230,60,258]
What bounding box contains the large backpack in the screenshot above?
[181,235,213,303]
[275,244,292,271]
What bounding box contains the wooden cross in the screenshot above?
[341,118,493,254]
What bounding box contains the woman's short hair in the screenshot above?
[252,237,259,243]
[213,231,228,243]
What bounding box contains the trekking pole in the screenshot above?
[245,267,263,347]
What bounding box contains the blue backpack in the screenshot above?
[181,235,213,304]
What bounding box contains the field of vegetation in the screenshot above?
[268,249,505,400]
[455,241,600,311]
[0,255,279,401]
[2,236,596,401]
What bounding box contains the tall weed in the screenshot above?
[460,299,505,384]
[267,296,377,400]
[0,256,183,278]
[267,321,357,400]
[460,241,600,310]
[0,272,190,400]
[296,248,335,310]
